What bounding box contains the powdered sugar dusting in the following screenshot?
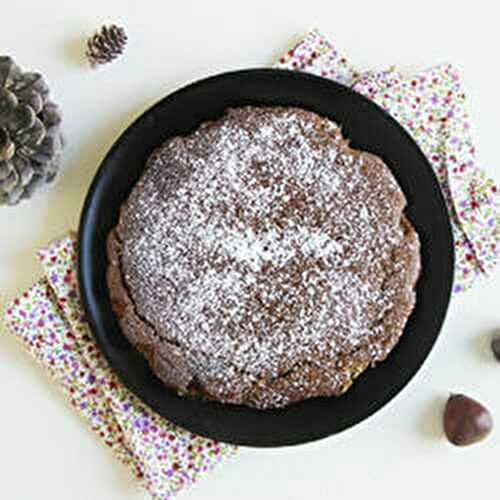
[117,106,419,408]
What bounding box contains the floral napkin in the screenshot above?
[5,234,237,499]
[3,29,499,500]
[274,29,499,293]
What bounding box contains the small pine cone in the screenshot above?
[86,25,127,68]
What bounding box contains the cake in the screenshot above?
[106,106,421,409]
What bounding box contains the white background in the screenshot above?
[1,1,499,499]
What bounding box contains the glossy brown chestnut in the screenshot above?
[443,394,493,446]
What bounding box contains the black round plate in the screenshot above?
[78,69,454,447]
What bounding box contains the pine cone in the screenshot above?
[86,25,128,67]
[0,56,63,206]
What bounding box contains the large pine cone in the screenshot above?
[0,56,63,205]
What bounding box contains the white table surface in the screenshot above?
[1,1,499,499]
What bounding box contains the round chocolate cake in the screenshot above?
[107,106,420,409]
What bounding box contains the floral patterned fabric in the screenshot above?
[275,29,499,293]
[4,235,237,500]
[3,29,498,500]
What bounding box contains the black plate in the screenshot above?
[78,69,454,447]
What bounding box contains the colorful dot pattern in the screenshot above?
[274,29,499,293]
[4,235,237,500]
